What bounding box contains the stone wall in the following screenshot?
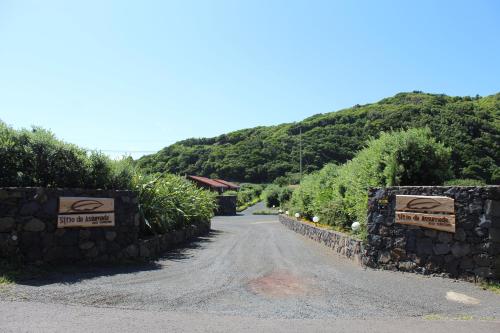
[364,186,500,280]
[135,221,211,259]
[279,215,364,263]
[216,195,237,216]
[0,187,210,265]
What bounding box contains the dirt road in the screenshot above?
[1,204,499,332]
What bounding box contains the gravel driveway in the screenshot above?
[1,203,499,332]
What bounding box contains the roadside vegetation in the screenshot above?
[481,280,500,294]
[133,173,217,234]
[252,209,279,215]
[0,121,217,236]
[231,183,265,211]
[262,184,292,208]
[0,121,134,189]
[285,128,452,239]
[273,173,301,186]
[0,259,44,285]
[2,93,500,243]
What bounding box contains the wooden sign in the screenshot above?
[58,197,115,228]
[395,195,455,233]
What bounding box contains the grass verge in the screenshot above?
[252,210,279,215]
[0,275,12,285]
[0,260,24,285]
[480,280,500,294]
[0,260,66,285]
[236,198,261,212]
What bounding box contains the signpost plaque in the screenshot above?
[395,195,455,233]
[58,197,115,228]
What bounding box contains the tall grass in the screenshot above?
[133,173,217,233]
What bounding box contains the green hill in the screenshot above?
[137,92,500,184]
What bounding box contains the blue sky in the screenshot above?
[1,0,499,158]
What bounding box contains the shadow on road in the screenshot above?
[6,229,223,287]
[158,229,223,261]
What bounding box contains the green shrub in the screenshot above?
[0,121,133,189]
[278,187,293,204]
[490,168,500,185]
[290,128,452,237]
[109,157,136,189]
[0,121,27,185]
[261,184,293,208]
[273,173,301,186]
[289,163,338,219]
[222,190,238,196]
[262,184,281,207]
[133,173,217,234]
[235,183,264,209]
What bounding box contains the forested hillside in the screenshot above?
[137,92,500,184]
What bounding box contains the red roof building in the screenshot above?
[187,176,239,215]
[213,179,240,190]
[187,175,228,193]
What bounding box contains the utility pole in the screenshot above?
[299,126,302,180]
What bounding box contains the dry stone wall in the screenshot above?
[364,186,500,280]
[0,187,210,265]
[280,186,499,281]
[279,215,364,263]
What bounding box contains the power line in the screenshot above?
[82,148,157,153]
[97,150,157,153]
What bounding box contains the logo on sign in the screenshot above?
[70,199,105,212]
[58,197,115,228]
[395,195,455,233]
[405,197,442,210]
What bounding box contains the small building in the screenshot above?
[187,175,233,194]
[187,175,239,216]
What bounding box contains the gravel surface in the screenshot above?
[1,203,499,331]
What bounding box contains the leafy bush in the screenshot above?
[234,183,264,210]
[273,173,301,186]
[492,168,500,185]
[288,163,338,220]
[262,184,281,207]
[262,184,292,207]
[133,173,217,234]
[0,121,133,189]
[278,187,293,204]
[290,128,452,238]
[222,190,238,196]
